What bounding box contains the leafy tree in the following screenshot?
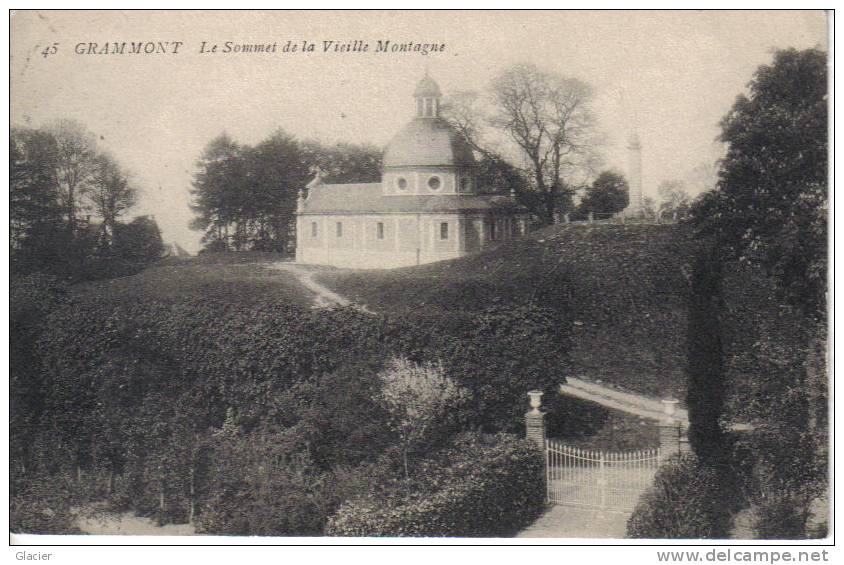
[378,357,470,479]
[11,122,146,279]
[189,133,245,251]
[577,170,629,217]
[89,153,137,251]
[10,129,61,247]
[690,47,827,317]
[687,48,828,537]
[300,140,382,184]
[10,128,69,274]
[190,132,382,253]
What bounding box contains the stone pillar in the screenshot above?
[587,211,594,224]
[563,213,570,224]
[525,390,546,450]
[658,398,682,461]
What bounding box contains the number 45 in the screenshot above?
[41,43,58,58]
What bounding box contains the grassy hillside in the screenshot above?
[318,223,697,399]
[71,252,311,307]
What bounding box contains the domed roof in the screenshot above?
[413,75,442,98]
[383,117,476,168]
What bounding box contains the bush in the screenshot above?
[627,453,734,539]
[325,433,545,537]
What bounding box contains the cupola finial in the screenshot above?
[414,72,442,118]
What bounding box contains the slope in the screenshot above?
[317,223,697,400]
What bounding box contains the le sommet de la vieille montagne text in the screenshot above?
[68,39,446,56]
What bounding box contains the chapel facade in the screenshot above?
[295,74,530,269]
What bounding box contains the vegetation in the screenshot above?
[11,120,162,281]
[576,170,629,218]
[320,223,694,401]
[683,47,828,538]
[326,432,544,537]
[722,264,828,538]
[656,181,692,222]
[627,453,735,539]
[189,131,381,253]
[378,358,470,479]
[443,63,598,223]
[10,262,567,534]
[690,47,827,318]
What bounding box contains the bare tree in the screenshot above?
[90,153,138,250]
[490,64,597,224]
[442,64,599,224]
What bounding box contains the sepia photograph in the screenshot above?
[8,9,830,547]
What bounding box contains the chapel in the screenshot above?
[295,74,530,269]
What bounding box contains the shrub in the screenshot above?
[378,357,471,479]
[196,430,327,536]
[627,453,734,539]
[325,432,545,537]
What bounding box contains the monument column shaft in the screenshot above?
[625,135,643,216]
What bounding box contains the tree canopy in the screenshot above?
[577,170,629,217]
[189,130,382,253]
[10,121,155,280]
[690,47,827,316]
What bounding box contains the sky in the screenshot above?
[11,10,828,253]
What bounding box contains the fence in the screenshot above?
[556,211,681,225]
[546,439,661,512]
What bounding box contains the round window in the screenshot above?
[428,176,441,190]
[396,177,408,190]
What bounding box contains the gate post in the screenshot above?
[658,398,682,462]
[598,451,607,509]
[525,390,546,450]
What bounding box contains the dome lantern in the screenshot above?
[414,72,442,118]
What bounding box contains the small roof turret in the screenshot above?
[414,75,442,98]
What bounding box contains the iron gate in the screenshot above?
[546,439,661,512]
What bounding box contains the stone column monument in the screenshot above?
[624,132,644,217]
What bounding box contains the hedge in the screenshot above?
[626,453,734,539]
[325,433,545,537]
[18,285,566,532]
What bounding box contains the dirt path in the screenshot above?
[560,377,689,424]
[517,505,628,539]
[76,509,195,536]
[267,262,371,312]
